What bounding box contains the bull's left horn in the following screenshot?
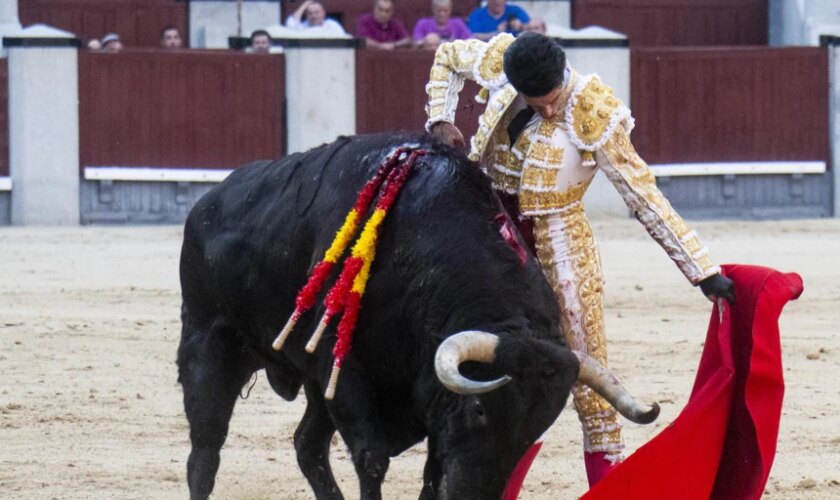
[434,331,512,395]
[574,351,660,424]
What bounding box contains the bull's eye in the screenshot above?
[472,399,485,417]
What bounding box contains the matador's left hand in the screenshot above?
[699,273,736,305]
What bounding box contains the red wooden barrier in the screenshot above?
[19,0,188,48]
[79,49,285,171]
[573,0,767,47]
[630,47,829,165]
[0,59,7,177]
[355,49,483,140]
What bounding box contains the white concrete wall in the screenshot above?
[565,47,631,217]
[769,0,840,46]
[0,0,22,40]
[510,1,571,28]
[829,40,840,217]
[8,47,80,225]
[284,46,356,154]
[190,0,281,49]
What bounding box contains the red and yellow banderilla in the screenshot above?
[272,147,426,400]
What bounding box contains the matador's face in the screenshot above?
[522,85,565,120]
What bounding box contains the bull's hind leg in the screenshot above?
[178,318,255,500]
[295,382,343,500]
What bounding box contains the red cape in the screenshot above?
[505,265,803,499]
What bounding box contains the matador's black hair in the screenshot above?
[503,33,566,98]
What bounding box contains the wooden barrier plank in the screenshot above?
[355,49,483,140]
[572,0,767,47]
[79,50,285,171]
[19,0,188,48]
[630,47,829,166]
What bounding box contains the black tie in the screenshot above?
[507,106,535,145]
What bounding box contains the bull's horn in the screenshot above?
[435,331,512,394]
[574,351,660,424]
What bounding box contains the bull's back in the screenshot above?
[181,137,379,318]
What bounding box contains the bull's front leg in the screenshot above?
[324,359,390,500]
[295,381,344,500]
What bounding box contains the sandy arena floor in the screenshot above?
[1,217,839,499]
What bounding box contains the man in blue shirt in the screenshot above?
[467,0,530,41]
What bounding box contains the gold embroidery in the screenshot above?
[429,67,450,81]
[538,119,558,137]
[601,130,719,282]
[518,181,589,213]
[469,86,518,161]
[478,35,514,85]
[571,77,624,145]
[522,168,559,189]
[529,143,565,164]
[533,217,566,315]
[529,143,548,161]
[560,207,621,452]
[533,210,622,453]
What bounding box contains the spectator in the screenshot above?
[160,25,183,49]
[357,0,411,50]
[524,17,546,35]
[466,0,529,41]
[86,38,101,50]
[101,33,124,53]
[285,0,347,35]
[412,0,471,50]
[249,29,272,53]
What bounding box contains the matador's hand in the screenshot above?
[431,122,466,148]
[699,273,736,305]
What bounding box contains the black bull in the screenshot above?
[177,133,657,499]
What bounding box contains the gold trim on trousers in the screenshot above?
[533,205,624,459]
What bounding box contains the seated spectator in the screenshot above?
[285,0,347,35]
[101,33,124,53]
[524,17,547,35]
[86,38,101,50]
[160,25,183,49]
[249,29,272,53]
[412,0,471,50]
[357,0,411,50]
[467,0,529,41]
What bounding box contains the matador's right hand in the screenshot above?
[431,122,466,148]
[699,273,736,305]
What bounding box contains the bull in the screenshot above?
[177,133,658,500]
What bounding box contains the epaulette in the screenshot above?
[473,33,515,99]
[565,75,634,166]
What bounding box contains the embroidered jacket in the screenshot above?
[425,34,719,284]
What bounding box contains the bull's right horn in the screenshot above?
[435,331,512,395]
[574,351,660,424]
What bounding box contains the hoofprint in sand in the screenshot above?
[1,218,838,499]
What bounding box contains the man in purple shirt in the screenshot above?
[356,0,412,50]
[413,0,471,49]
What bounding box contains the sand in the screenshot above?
[1,217,839,499]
